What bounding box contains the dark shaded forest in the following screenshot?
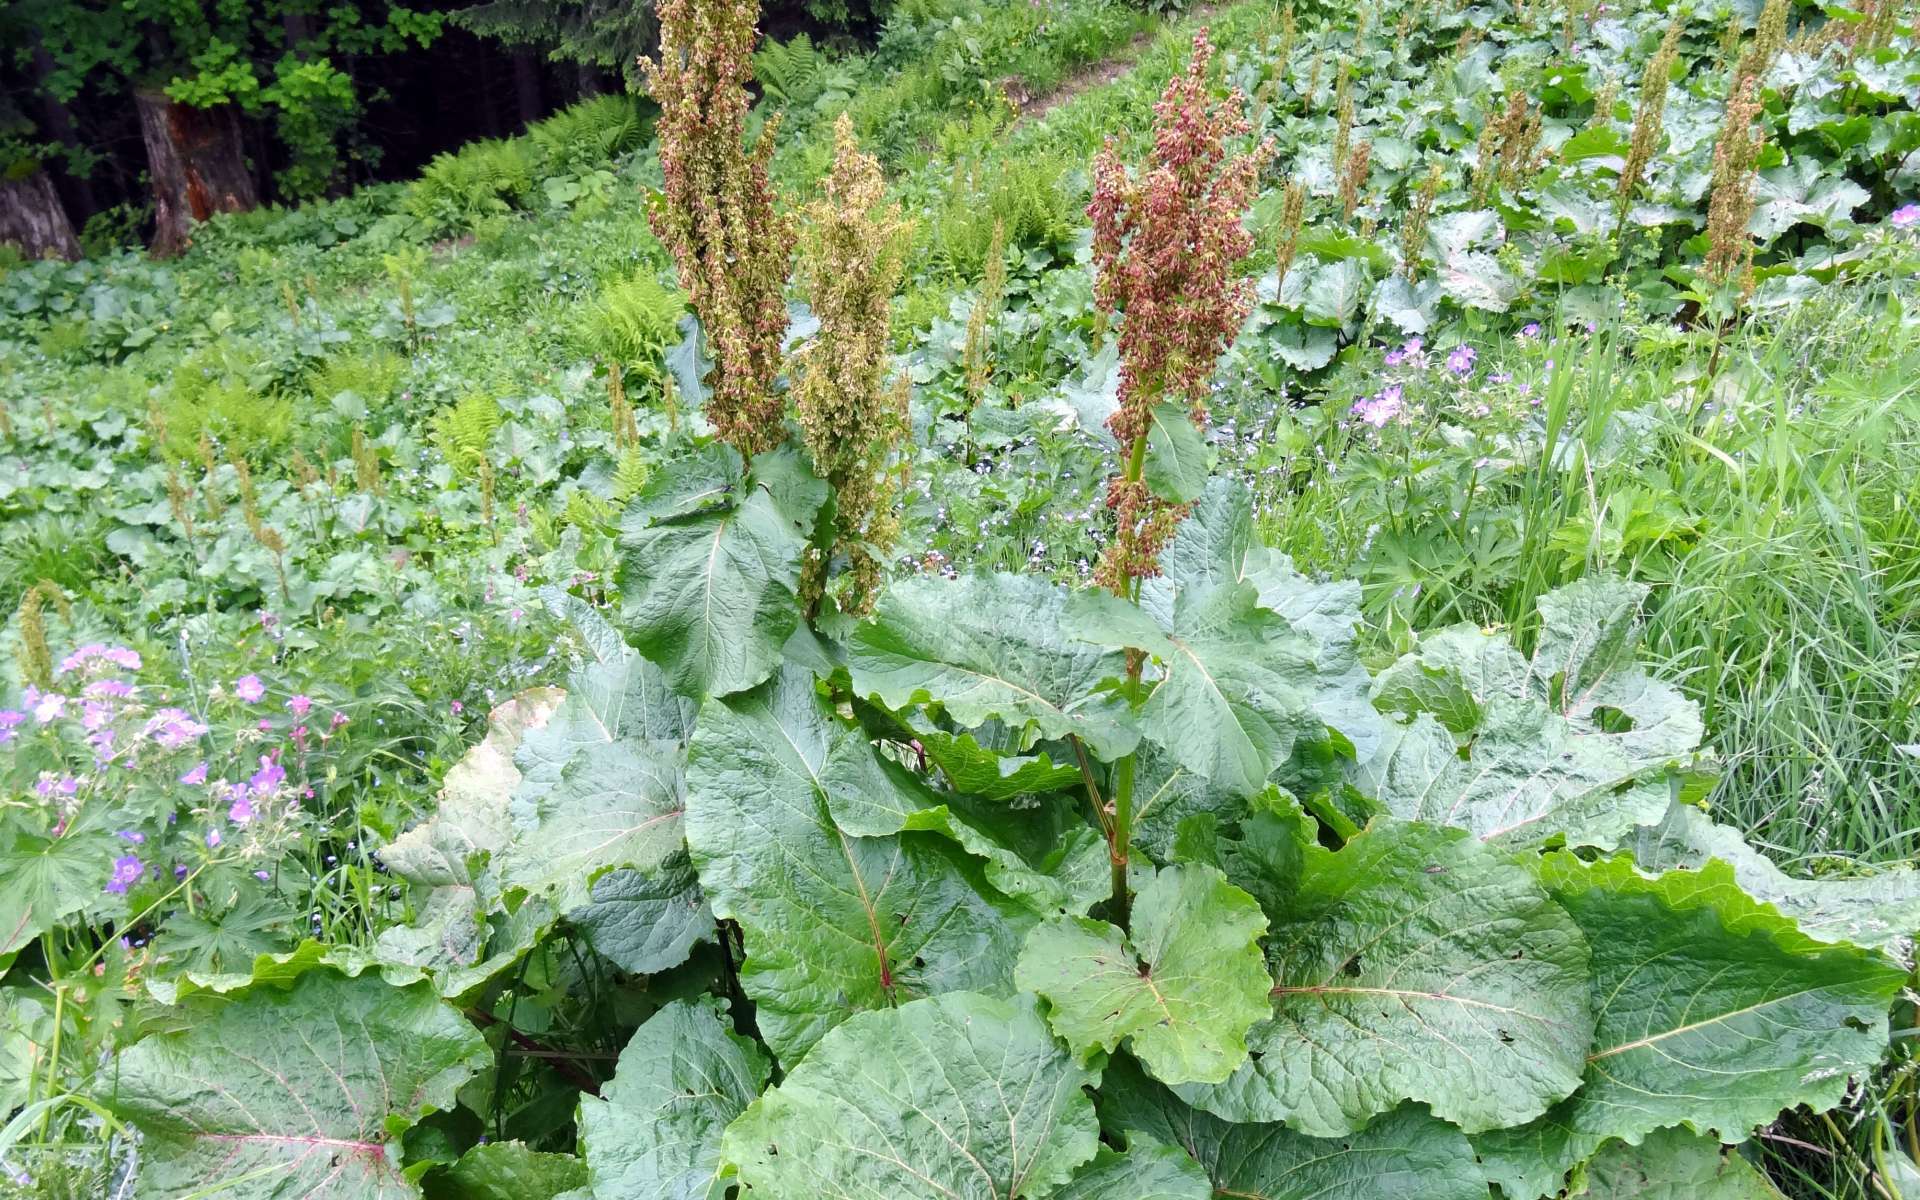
[0,0,879,258]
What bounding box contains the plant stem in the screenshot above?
[1068,735,1114,844]
[1109,752,1134,929]
[1104,429,1152,928]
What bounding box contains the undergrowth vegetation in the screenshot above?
[3,0,1920,1197]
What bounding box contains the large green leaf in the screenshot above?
[1625,802,1920,962]
[1143,402,1215,504]
[1129,742,1242,863]
[1095,1056,1487,1200]
[1053,1136,1209,1200]
[567,855,710,975]
[617,444,811,701]
[500,738,687,909]
[1472,853,1906,1199]
[1358,577,1702,850]
[513,601,697,813]
[381,687,566,888]
[371,886,555,1003]
[379,657,687,992]
[817,718,1106,916]
[1175,784,1319,921]
[1149,479,1382,761]
[576,998,769,1200]
[1016,864,1269,1085]
[1580,1127,1785,1199]
[684,664,1034,1063]
[904,715,1082,800]
[1180,821,1592,1137]
[1302,258,1370,328]
[847,572,1138,760]
[111,969,488,1199]
[1072,582,1329,800]
[422,1142,587,1200]
[0,827,121,956]
[719,991,1100,1199]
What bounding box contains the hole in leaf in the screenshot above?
[1341,956,1363,977]
[1591,705,1635,733]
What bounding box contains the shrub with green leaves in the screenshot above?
[580,272,686,367]
[429,391,503,474]
[88,465,1919,1199]
[406,137,538,232]
[528,94,649,175]
[932,156,1078,277]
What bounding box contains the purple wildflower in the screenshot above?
[234,675,267,704]
[228,792,256,824]
[287,694,313,719]
[105,854,144,895]
[1383,337,1424,367]
[1447,345,1478,376]
[1519,322,1542,339]
[57,644,141,676]
[85,679,135,699]
[1892,204,1920,228]
[0,709,22,745]
[1352,383,1405,428]
[254,870,272,882]
[180,761,209,786]
[32,693,67,724]
[207,828,222,848]
[117,830,146,844]
[249,755,286,796]
[144,708,209,749]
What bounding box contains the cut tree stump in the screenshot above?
[135,89,257,258]
[0,167,81,261]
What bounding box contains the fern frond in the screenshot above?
[582,274,687,365]
[430,393,504,474]
[757,34,829,107]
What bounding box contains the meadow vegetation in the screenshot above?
[3,0,1920,1196]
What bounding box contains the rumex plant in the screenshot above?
[1704,76,1766,293]
[1616,16,1684,236]
[1086,30,1271,594]
[642,0,794,458]
[794,115,912,616]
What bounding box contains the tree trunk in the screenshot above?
[513,50,544,128]
[135,89,258,259]
[575,61,603,101]
[0,168,82,261]
[32,43,99,220]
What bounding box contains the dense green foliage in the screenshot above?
[3,0,1920,1197]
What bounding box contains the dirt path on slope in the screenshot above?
[1008,1,1232,125]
